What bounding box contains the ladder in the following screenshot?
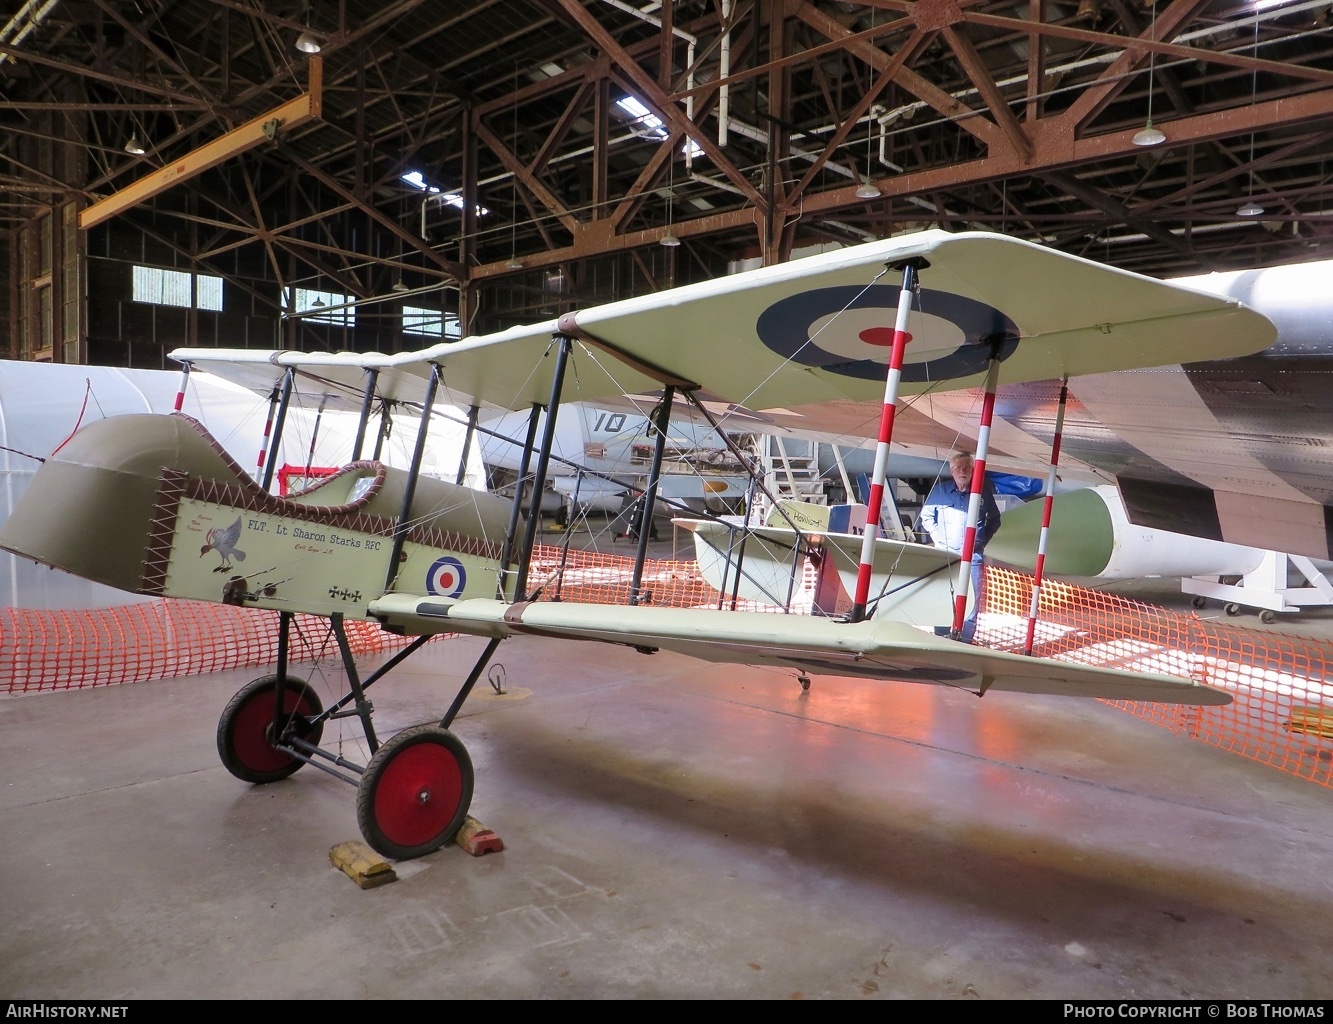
[758,435,825,506]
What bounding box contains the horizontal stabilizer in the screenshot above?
[676,517,962,626]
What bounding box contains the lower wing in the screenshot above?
[368,595,1231,706]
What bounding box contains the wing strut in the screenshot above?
[385,362,441,592]
[302,396,328,485]
[949,354,1002,640]
[850,257,927,623]
[173,360,191,412]
[372,401,391,461]
[514,334,573,599]
[498,403,542,598]
[629,386,676,606]
[682,390,813,612]
[351,368,379,461]
[1024,378,1069,656]
[261,367,296,492]
[456,405,479,486]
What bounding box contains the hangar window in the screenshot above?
[403,306,461,339]
[133,265,224,310]
[615,96,701,158]
[284,287,356,326]
[402,171,488,216]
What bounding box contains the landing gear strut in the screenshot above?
[214,613,502,861]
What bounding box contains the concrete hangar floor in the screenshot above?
[1,583,1331,1000]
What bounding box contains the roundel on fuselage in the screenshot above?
[426,556,467,599]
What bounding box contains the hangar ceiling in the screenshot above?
[2,0,1332,333]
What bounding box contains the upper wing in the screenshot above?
[171,229,1276,418]
[367,593,1231,706]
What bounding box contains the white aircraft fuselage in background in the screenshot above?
[906,257,1333,563]
[476,403,750,513]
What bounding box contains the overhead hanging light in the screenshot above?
[123,134,146,155]
[391,279,409,293]
[295,5,322,53]
[661,151,680,247]
[1076,0,1102,22]
[1132,2,1166,148]
[505,67,524,270]
[1236,18,1264,219]
[1132,123,1165,147]
[857,115,882,197]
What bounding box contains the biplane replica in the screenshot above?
[0,230,1277,861]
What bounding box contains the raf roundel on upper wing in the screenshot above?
[426,556,468,599]
[754,284,1021,382]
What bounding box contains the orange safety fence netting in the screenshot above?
[0,599,421,694]
[979,567,1332,788]
[525,543,821,611]
[2,546,1328,790]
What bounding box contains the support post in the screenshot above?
[629,387,676,605]
[1024,379,1069,655]
[850,258,926,623]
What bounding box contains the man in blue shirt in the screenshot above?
[919,450,1001,643]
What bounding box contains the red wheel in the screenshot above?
[356,725,474,860]
[216,674,324,784]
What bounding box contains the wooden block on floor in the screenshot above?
[455,815,504,856]
[329,840,398,888]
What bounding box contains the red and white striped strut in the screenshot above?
[256,388,278,478]
[1024,379,1069,655]
[173,362,191,412]
[850,260,924,623]
[949,356,1002,639]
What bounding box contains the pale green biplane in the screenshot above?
[0,230,1275,860]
